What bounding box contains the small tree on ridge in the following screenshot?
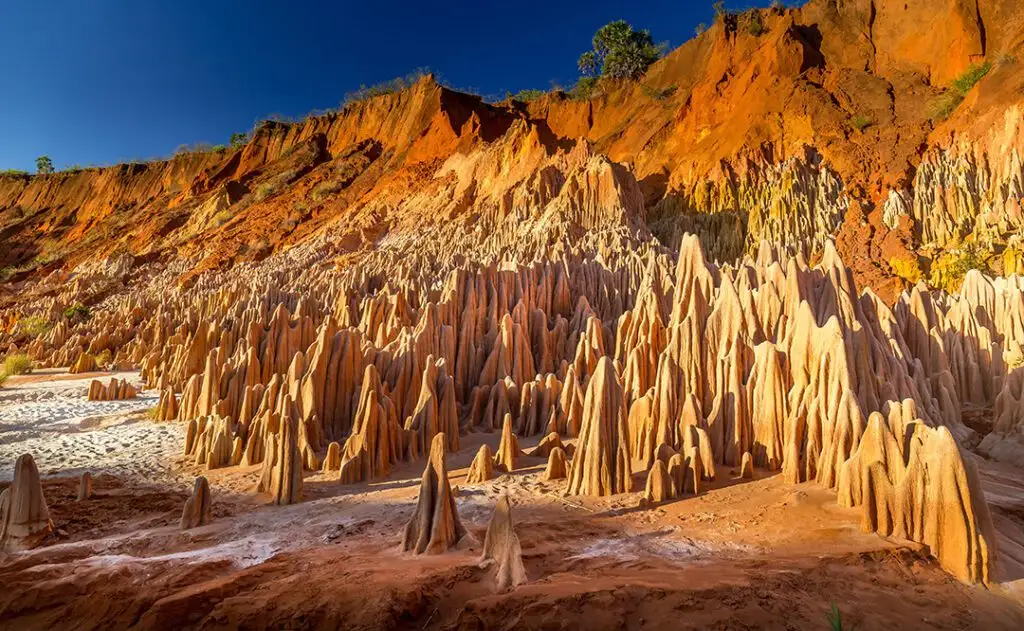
[35,156,54,174]
[578,20,663,81]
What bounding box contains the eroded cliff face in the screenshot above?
[1,0,1022,308]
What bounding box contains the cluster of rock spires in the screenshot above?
[5,227,1020,585]
[87,377,137,401]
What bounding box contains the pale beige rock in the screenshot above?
[465,444,496,484]
[567,357,632,496]
[479,494,527,592]
[0,454,53,551]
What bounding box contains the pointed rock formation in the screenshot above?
[567,357,632,496]
[740,452,753,479]
[641,460,673,505]
[494,413,523,472]
[180,476,213,530]
[259,406,303,505]
[479,494,527,592]
[465,444,496,485]
[321,441,342,473]
[403,433,466,554]
[544,447,568,481]
[77,471,93,501]
[0,454,53,551]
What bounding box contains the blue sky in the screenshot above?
[0,1,770,171]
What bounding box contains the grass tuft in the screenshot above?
[930,61,993,122]
[3,354,33,376]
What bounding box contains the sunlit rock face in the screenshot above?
[2,0,1024,593]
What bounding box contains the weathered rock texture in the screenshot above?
[180,476,213,530]
[77,472,92,501]
[403,433,466,554]
[479,494,528,592]
[0,454,53,551]
[87,378,137,401]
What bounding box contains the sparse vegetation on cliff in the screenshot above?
[343,68,431,106]
[930,61,994,121]
[17,316,51,338]
[851,114,872,131]
[511,89,545,102]
[928,242,991,292]
[63,303,91,323]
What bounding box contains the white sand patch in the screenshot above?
[568,531,760,563]
[0,371,186,483]
[81,535,282,570]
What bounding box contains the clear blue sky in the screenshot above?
[0,1,770,172]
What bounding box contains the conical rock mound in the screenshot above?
[0,454,53,551]
[479,494,528,592]
[403,433,467,554]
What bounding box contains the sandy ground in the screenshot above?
[1,372,1023,629]
[0,370,184,483]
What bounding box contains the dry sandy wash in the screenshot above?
[1,234,1024,630]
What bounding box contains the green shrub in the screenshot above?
[929,242,990,292]
[931,61,993,122]
[569,77,600,100]
[36,156,54,174]
[950,61,993,95]
[512,89,545,102]
[96,349,112,368]
[929,91,965,122]
[744,10,766,36]
[253,182,279,202]
[214,209,235,226]
[3,354,33,376]
[577,20,663,81]
[851,115,872,131]
[17,316,51,338]
[1,169,30,177]
[0,371,7,387]
[63,303,91,322]
[826,601,850,631]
